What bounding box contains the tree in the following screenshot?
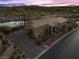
[27,29,34,38]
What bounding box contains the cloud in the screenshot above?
[0,0,79,5]
[0,0,10,1]
[0,0,28,4]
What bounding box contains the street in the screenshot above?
[39,29,79,59]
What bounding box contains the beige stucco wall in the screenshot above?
[33,24,51,39]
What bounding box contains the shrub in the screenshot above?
[0,26,12,34]
[34,39,42,45]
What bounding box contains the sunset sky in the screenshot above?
[0,0,79,6]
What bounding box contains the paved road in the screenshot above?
[39,29,79,59]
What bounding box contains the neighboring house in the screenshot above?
[25,16,67,40]
[62,19,78,32]
[0,15,23,22]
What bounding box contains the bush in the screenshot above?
[0,26,12,34]
[26,29,33,38]
[34,39,42,45]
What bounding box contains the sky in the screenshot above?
[0,0,79,6]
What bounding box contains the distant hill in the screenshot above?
[0,5,79,15]
[0,2,79,7]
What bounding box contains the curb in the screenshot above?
[34,27,79,59]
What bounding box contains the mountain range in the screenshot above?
[0,3,79,7]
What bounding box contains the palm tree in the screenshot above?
[21,14,33,27]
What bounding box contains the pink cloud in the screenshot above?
[0,0,79,6]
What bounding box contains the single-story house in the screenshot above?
[25,16,67,39]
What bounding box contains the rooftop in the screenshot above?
[31,16,67,28]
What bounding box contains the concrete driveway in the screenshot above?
[8,31,46,59]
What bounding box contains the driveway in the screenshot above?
[8,31,46,59]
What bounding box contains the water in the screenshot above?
[0,21,23,28]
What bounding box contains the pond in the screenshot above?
[0,21,23,28]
